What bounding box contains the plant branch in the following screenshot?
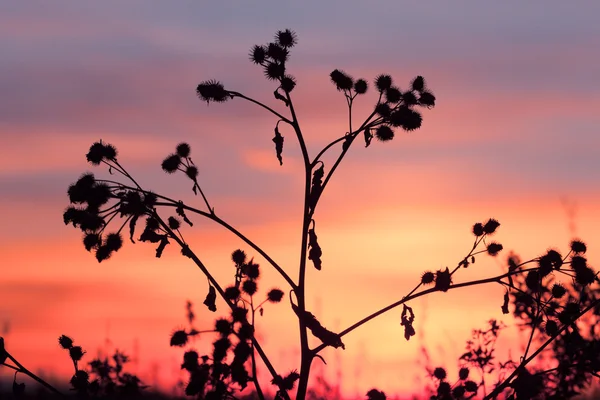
[313,266,542,354]
[228,91,292,125]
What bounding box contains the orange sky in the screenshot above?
[1,2,600,398]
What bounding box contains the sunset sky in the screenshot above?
[1,1,600,398]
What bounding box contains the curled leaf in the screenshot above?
[204,285,217,312]
[400,304,416,341]
[273,123,284,166]
[501,291,509,314]
[308,225,322,270]
[308,164,324,214]
[155,236,169,258]
[273,88,289,107]
[364,128,373,147]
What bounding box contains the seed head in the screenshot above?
[375,125,394,142]
[418,91,436,108]
[433,367,447,380]
[162,154,181,174]
[421,271,435,284]
[375,74,392,91]
[242,279,258,296]
[170,330,188,347]
[224,286,241,301]
[249,45,267,64]
[58,335,74,349]
[411,76,425,92]
[267,288,284,303]
[354,79,368,94]
[275,29,298,48]
[486,242,503,256]
[551,284,566,298]
[69,346,85,361]
[168,216,181,230]
[105,233,123,252]
[281,75,297,93]
[570,239,587,254]
[472,222,484,236]
[385,87,402,103]
[483,218,500,234]
[330,69,354,91]
[459,367,469,380]
[231,249,247,265]
[196,80,229,104]
[176,143,191,158]
[185,166,199,180]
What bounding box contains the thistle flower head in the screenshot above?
[105,233,123,252]
[402,91,418,105]
[486,242,503,256]
[472,222,484,236]
[267,288,284,303]
[551,283,566,298]
[185,166,198,180]
[275,29,298,48]
[215,319,231,336]
[458,367,469,380]
[570,239,587,254]
[375,74,392,91]
[242,279,258,296]
[264,61,285,81]
[411,76,425,92]
[249,45,267,64]
[433,367,447,380]
[176,143,191,158]
[224,286,241,301]
[281,75,297,93]
[375,103,391,118]
[267,43,289,62]
[86,141,118,165]
[69,346,85,361]
[231,249,247,265]
[243,261,260,279]
[375,125,394,142]
[170,329,188,347]
[483,218,500,234]
[354,79,368,94]
[385,87,402,103]
[196,80,229,104]
[418,91,436,108]
[83,233,101,251]
[58,335,74,349]
[161,154,181,174]
[330,69,354,91]
[421,271,435,284]
[168,216,181,230]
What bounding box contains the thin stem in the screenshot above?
[313,266,542,354]
[6,353,66,398]
[286,91,309,167]
[228,91,292,125]
[285,88,312,400]
[250,297,265,400]
[484,298,600,399]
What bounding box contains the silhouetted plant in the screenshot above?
[2,28,598,400]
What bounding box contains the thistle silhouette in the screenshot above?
[2,28,598,400]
